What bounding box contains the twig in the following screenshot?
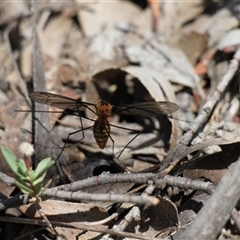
[0,216,155,240]
[104,184,155,237]
[0,194,28,211]
[48,171,215,193]
[55,172,156,191]
[158,175,215,194]
[34,199,58,236]
[180,156,240,239]
[83,212,119,226]
[0,170,214,212]
[42,189,159,206]
[231,208,240,233]
[0,172,15,186]
[159,46,240,174]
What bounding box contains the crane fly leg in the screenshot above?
[116,130,142,160]
[55,126,93,161]
[105,124,115,156]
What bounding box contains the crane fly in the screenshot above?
[29,91,178,153]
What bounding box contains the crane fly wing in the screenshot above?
[112,101,178,117]
[29,92,178,117]
[29,92,95,111]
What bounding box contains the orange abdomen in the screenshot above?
[93,119,110,149]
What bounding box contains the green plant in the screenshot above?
[0,146,54,198]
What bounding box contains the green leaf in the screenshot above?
[17,159,28,177]
[1,147,53,197]
[32,158,54,180]
[1,146,19,173]
[1,147,28,179]
[32,173,44,187]
[31,158,54,195]
[33,180,43,195]
[28,169,35,181]
[14,178,33,195]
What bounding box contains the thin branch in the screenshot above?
[0,170,214,210]
[42,189,159,206]
[106,184,155,236]
[180,156,240,239]
[48,171,215,193]
[0,194,29,211]
[159,46,240,174]
[0,172,15,186]
[0,216,157,240]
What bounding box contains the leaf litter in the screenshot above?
[0,1,239,239]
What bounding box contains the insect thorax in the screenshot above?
[96,100,113,117]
